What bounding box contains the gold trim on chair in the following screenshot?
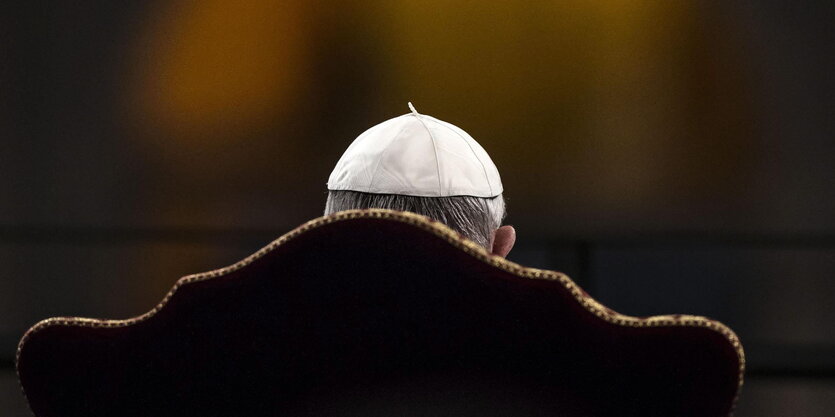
[16,208,745,414]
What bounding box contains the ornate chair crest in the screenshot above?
[17,209,744,416]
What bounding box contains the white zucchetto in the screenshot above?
[327,103,503,198]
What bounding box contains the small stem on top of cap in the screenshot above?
[408,102,420,116]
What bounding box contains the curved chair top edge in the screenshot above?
[16,208,745,394]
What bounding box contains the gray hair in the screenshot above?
[325,191,506,248]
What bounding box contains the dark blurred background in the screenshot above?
[1,1,833,415]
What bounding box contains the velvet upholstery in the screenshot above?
[17,209,744,416]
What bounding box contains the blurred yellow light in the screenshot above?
[133,0,310,140]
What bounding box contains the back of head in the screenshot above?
[325,191,504,248]
[325,103,506,248]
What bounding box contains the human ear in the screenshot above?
[490,225,516,258]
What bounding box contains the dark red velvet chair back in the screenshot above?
[17,210,744,416]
